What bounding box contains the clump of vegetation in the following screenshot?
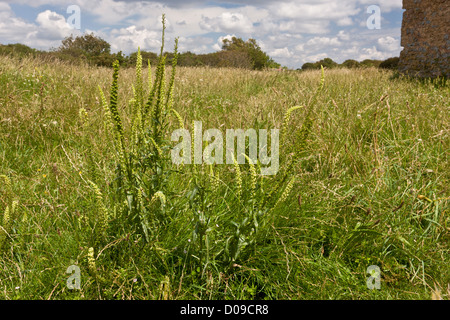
[0,43,43,58]
[82,16,309,276]
[379,57,400,70]
[341,59,361,69]
[221,36,280,70]
[302,58,338,70]
[91,15,180,247]
[54,33,124,67]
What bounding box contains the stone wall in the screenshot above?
[399,0,450,78]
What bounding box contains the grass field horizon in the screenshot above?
[0,49,448,300]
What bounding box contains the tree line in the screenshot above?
[300,57,400,70]
[0,34,280,70]
[0,33,399,70]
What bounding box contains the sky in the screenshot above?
[0,0,404,69]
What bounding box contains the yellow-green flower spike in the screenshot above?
[88,247,96,274]
[244,154,257,201]
[88,181,109,240]
[231,153,242,201]
[273,176,296,210]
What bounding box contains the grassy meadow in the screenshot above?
[0,50,448,300]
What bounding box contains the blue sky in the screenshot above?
[0,0,404,69]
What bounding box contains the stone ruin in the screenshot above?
[398,0,449,78]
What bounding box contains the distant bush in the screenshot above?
[360,59,382,68]
[318,58,338,69]
[216,50,254,69]
[301,58,338,70]
[379,57,400,70]
[177,51,203,67]
[299,57,400,71]
[301,62,317,70]
[170,49,255,69]
[0,43,42,57]
[341,59,360,69]
[126,50,158,67]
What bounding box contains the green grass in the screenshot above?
[0,51,448,300]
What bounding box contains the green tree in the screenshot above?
[360,59,382,68]
[178,51,201,66]
[317,57,338,69]
[341,59,360,69]
[379,57,400,70]
[57,33,114,67]
[301,58,338,70]
[301,62,318,70]
[113,51,126,65]
[216,50,253,69]
[0,43,40,57]
[127,50,158,67]
[222,36,279,70]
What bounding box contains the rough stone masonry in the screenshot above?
[399,0,450,78]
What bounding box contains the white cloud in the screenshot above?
[212,34,236,51]
[358,46,393,61]
[304,52,328,62]
[306,36,341,49]
[0,2,11,16]
[377,36,400,52]
[337,30,350,41]
[0,0,74,6]
[336,17,354,26]
[34,10,74,40]
[263,18,330,35]
[108,26,161,53]
[177,36,214,54]
[269,47,293,59]
[0,3,35,43]
[200,12,253,34]
[269,1,361,21]
[358,0,402,12]
[0,5,78,49]
[295,43,305,51]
